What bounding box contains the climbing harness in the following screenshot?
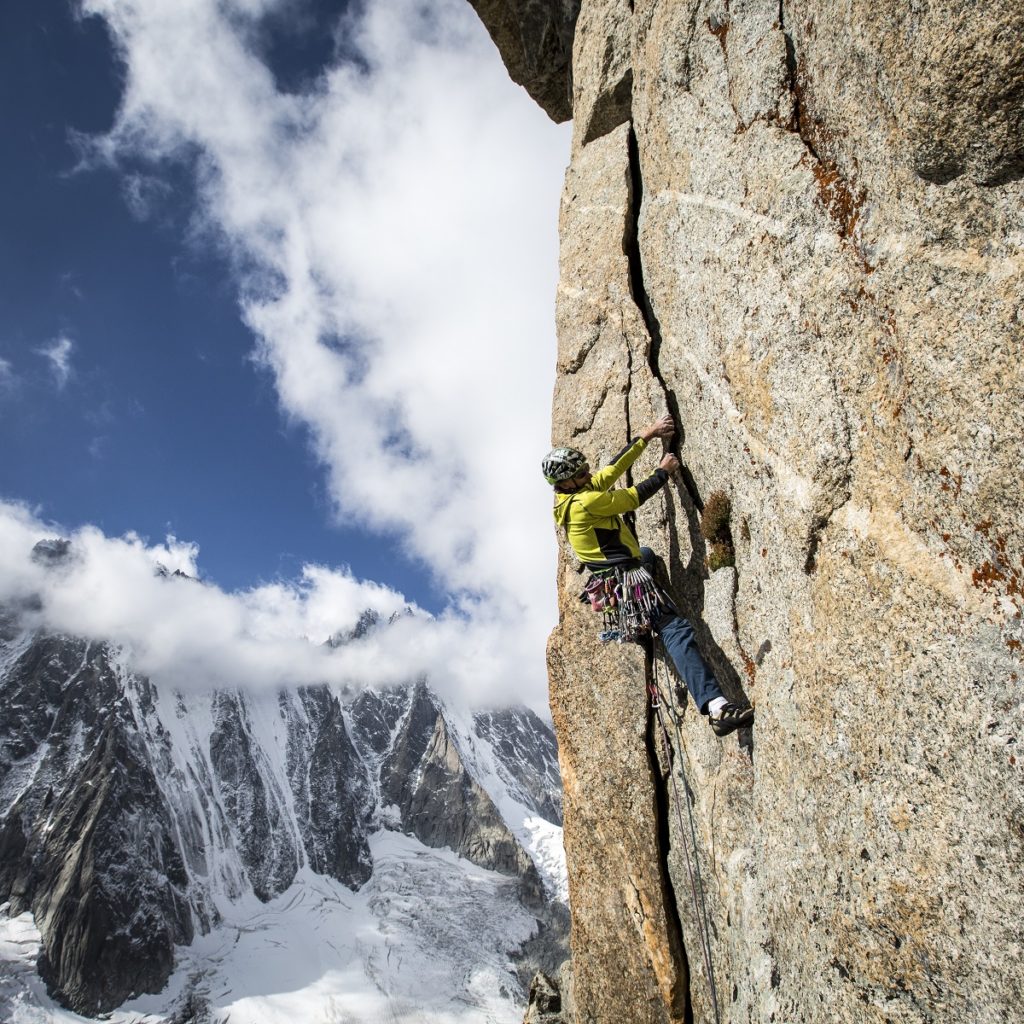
[583,562,667,644]
[647,640,723,1024]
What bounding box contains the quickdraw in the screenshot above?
[583,562,668,644]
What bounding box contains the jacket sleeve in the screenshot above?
[635,468,669,504]
[578,468,668,520]
[587,437,647,492]
[578,486,642,518]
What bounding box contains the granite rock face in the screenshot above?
[0,638,194,1015]
[522,969,569,1023]
[471,0,1024,1021]
[379,684,548,904]
[465,0,581,122]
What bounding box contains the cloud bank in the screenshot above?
[1,500,540,710]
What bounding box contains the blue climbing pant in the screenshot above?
[640,548,723,715]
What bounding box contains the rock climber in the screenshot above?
[543,414,754,737]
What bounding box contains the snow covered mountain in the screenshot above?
[0,612,566,1021]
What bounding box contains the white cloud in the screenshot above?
[71,0,570,709]
[0,501,545,711]
[35,335,75,389]
[0,357,19,404]
[122,172,173,220]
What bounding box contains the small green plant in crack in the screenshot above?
[700,489,736,572]
[700,490,731,542]
[706,542,735,572]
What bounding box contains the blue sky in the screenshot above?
[0,0,569,710]
[1,0,444,604]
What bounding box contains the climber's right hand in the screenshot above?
[659,453,680,475]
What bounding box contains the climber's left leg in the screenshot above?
[652,607,723,714]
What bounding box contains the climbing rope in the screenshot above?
[580,542,724,1020]
[647,640,723,1024]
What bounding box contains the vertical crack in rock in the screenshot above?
[623,122,732,1017]
[625,126,703,509]
[644,699,694,1024]
[624,340,634,449]
[802,509,834,575]
[624,128,662,375]
[802,381,854,575]
[778,0,806,148]
[727,571,758,697]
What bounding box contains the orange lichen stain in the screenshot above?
[846,285,874,315]
[973,562,1006,589]
[807,156,867,240]
[706,16,729,54]
[844,295,862,316]
[741,651,757,684]
[969,526,1024,620]
[938,466,963,498]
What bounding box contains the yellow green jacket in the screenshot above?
[552,438,669,567]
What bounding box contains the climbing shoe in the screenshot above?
[709,702,754,737]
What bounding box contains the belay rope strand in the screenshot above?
[647,639,723,1024]
[581,547,724,1021]
[651,468,724,1023]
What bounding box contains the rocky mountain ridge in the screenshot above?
[0,614,565,1017]
[468,0,1024,1021]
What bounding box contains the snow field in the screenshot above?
[0,831,540,1024]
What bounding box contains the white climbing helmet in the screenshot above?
[542,447,588,485]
